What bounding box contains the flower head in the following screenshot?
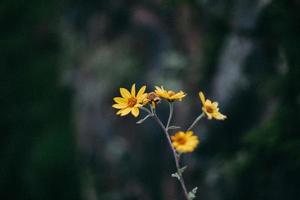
[199,92,226,120]
[143,92,160,108]
[171,131,199,153]
[154,86,186,101]
[112,84,147,117]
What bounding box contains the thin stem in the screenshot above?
[153,113,189,200]
[140,106,152,115]
[187,112,205,131]
[166,102,174,129]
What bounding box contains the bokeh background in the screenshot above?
[1,0,300,200]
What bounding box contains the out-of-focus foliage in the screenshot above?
[0,1,81,200]
[1,0,299,200]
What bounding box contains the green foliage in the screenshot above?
[188,187,198,200]
[0,1,82,200]
[171,165,187,180]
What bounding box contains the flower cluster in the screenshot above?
[112,83,227,200]
[113,83,227,153]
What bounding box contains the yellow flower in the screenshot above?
[199,91,227,120]
[112,84,147,117]
[154,86,186,101]
[143,92,160,108]
[171,131,199,153]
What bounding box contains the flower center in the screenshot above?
[127,97,137,107]
[168,91,175,97]
[176,137,187,145]
[147,92,159,101]
[206,105,214,113]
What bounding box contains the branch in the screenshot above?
[152,113,190,200]
[187,112,204,131]
[166,102,174,129]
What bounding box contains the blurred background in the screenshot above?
[1,0,300,200]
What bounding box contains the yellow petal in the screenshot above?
[116,110,123,115]
[213,112,227,120]
[154,86,164,94]
[186,131,193,136]
[206,112,213,120]
[112,103,127,109]
[151,102,156,108]
[199,92,206,105]
[172,92,186,100]
[131,83,136,97]
[113,97,126,104]
[120,108,132,116]
[178,131,185,137]
[131,107,139,117]
[206,99,212,105]
[154,86,160,91]
[137,93,147,103]
[137,85,146,99]
[212,102,219,107]
[120,88,131,98]
[134,103,143,108]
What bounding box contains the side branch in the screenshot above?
[166,102,174,129]
[187,112,204,131]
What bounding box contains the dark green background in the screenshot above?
[1,0,299,199]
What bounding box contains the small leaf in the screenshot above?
[178,166,187,175]
[136,114,151,124]
[171,166,187,180]
[188,187,198,200]
[171,172,181,180]
[176,152,182,160]
[188,192,195,200]
[168,126,181,130]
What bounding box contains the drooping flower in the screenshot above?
[171,131,199,153]
[143,92,160,108]
[154,86,186,101]
[199,91,226,120]
[112,84,147,117]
